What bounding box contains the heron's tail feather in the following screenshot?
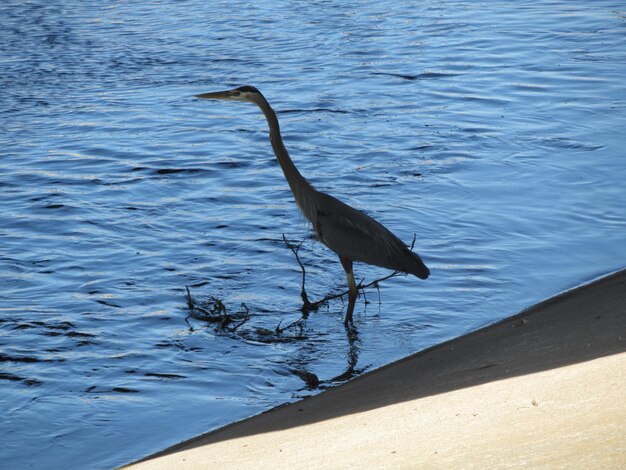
[405,250,430,280]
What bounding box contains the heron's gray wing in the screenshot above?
[314,193,430,278]
[315,195,403,269]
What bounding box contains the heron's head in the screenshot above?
[195,85,263,103]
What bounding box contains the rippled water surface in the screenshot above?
[1,1,625,468]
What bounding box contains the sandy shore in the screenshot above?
[125,270,626,469]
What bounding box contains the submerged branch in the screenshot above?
[185,286,250,333]
[185,285,309,342]
[282,234,313,309]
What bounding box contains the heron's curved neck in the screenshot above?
[254,96,315,215]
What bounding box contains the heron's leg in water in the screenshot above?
[340,257,358,325]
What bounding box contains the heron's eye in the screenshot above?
[232,91,241,96]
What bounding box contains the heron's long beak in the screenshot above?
[195,90,233,100]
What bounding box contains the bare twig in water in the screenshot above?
[409,232,417,252]
[186,285,309,343]
[186,286,193,309]
[186,286,215,317]
[282,234,313,310]
[275,314,307,335]
[230,303,250,332]
[185,286,250,333]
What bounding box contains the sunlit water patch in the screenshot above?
[1,1,625,468]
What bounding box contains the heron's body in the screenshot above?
[195,85,429,324]
[311,191,429,278]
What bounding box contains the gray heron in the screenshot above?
[195,85,429,325]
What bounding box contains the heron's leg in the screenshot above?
[340,257,358,325]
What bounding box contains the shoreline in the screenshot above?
[125,269,626,469]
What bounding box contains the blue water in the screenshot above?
[1,1,625,468]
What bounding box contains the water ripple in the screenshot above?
[1,1,625,469]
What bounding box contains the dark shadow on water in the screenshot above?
[130,269,626,465]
